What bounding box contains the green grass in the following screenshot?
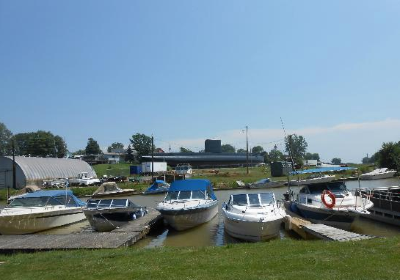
[0,237,399,280]
[92,163,134,177]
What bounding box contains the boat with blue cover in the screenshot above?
[156,179,218,231]
[0,190,86,235]
[144,180,170,195]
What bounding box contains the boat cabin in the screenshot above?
[299,181,348,197]
[297,181,350,205]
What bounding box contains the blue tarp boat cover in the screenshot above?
[254,178,271,184]
[168,179,217,200]
[144,180,170,194]
[290,166,356,175]
[20,190,86,206]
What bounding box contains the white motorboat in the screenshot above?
[91,182,136,198]
[156,179,218,231]
[288,174,336,186]
[285,181,373,230]
[359,168,397,180]
[222,193,286,242]
[69,172,101,186]
[0,190,86,235]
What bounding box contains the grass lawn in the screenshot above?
[0,237,399,280]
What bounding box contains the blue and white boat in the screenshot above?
[156,179,218,231]
[144,180,170,195]
[0,190,86,235]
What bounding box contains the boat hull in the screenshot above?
[223,214,283,242]
[294,203,356,230]
[158,201,218,231]
[360,172,396,180]
[0,207,86,235]
[84,208,145,232]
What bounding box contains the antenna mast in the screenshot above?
[280,117,295,172]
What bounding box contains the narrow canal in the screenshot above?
[2,178,400,246]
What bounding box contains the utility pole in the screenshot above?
[151,135,154,181]
[246,126,249,174]
[11,140,16,200]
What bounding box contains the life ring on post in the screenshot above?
[321,190,336,209]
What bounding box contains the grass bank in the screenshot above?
[0,237,399,280]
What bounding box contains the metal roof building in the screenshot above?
[0,156,97,189]
[142,153,264,168]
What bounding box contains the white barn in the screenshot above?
[0,156,97,189]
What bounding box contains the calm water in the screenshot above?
[2,178,400,246]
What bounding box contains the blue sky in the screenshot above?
[1,0,400,162]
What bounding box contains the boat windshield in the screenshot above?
[165,190,206,200]
[231,193,275,207]
[178,191,191,200]
[87,199,129,209]
[248,194,261,206]
[260,193,275,205]
[328,182,348,193]
[165,191,179,200]
[9,197,50,207]
[51,195,78,207]
[307,182,348,194]
[231,194,248,206]
[191,190,206,199]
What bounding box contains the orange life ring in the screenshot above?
[321,190,336,209]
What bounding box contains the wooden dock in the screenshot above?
[0,208,162,253]
[284,215,375,242]
[302,224,374,241]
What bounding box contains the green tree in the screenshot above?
[285,134,308,163]
[237,148,246,154]
[85,138,102,155]
[305,152,320,161]
[269,145,284,162]
[73,149,86,156]
[221,144,235,153]
[0,122,13,156]
[107,142,124,152]
[251,146,264,154]
[130,133,152,162]
[13,130,66,157]
[376,142,400,171]
[332,158,342,165]
[180,147,193,153]
[54,136,67,158]
[125,144,135,163]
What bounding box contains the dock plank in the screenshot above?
[302,224,375,242]
[0,208,162,252]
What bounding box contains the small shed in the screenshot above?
[270,161,293,177]
[0,156,97,189]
